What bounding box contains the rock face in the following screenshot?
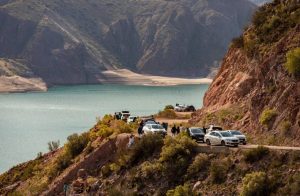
[0,0,256,88]
[191,0,300,145]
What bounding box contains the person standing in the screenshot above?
[176,126,180,135]
[171,125,176,136]
[138,125,143,137]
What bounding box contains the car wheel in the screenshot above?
[221,140,225,146]
[206,139,211,145]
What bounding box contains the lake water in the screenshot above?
[0,84,208,173]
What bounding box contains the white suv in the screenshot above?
[204,131,239,147]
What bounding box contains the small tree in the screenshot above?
[241,172,269,196]
[285,48,300,75]
[48,140,60,152]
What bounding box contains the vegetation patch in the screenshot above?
[166,183,192,196]
[279,120,292,136]
[259,108,277,126]
[284,47,300,76]
[243,146,270,163]
[198,106,244,127]
[241,171,270,196]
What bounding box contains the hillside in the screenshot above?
[0,116,299,195]
[0,0,256,91]
[191,0,300,146]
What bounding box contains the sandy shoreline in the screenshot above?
[0,76,47,93]
[100,69,212,86]
[0,69,212,93]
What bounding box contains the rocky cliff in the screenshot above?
[191,0,300,145]
[0,0,256,90]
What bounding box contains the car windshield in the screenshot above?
[146,121,156,124]
[220,132,232,137]
[213,127,223,130]
[191,128,203,134]
[230,130,242,135]
[152,125,163,129]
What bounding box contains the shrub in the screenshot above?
[36,152,43,159]
[241,172,269,196]
[159,134,197,179]
[157,109,177,119]
[52,152,73,174]
[279,120,292,136]
[140,161,163,178]
[259,108,277,126]
[65,133,89,158]
[126,133,164,166]
[164,105,174,110]
[243,146,270,163]
[285,48,300,75]
[232,35,244,48]
[209,160,228,184]
[186,153,209,178]
[48,140,60,152]
[166,183,192,196]
[101,164,112,177]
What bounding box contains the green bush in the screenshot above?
[232,36,244,48]
[126,133,164,166]
[285,48,300,75]
[157,109,177,119]
[279,120,292,136]
[159,134,197,179]
[52,152,73,174]
[209,160,228,184]
[140,161,163,178]
[48,140,60,152]
[166,183,192,196]
[243,146,270,163]
[241,172,269,196]
[65,133,90,158]
[165,105,174,110]
[259,108,277,126]
[186,153,209,178]
[101,164,112,177]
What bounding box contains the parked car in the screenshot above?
[174,104,196,112]
[142,124,167,136]
[120,111,130,121]
[187,127,205,142]
[228,130,247,145]
[144,120,157,125]
[207,125,223,133]
[127,116,137,123]
[204,131,239,147]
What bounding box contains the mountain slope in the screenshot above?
[0,0,256,88]
[191,0,300,145]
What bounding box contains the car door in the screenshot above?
[215,133,222,145]
[209,132,217,145]
[143,125,150,133]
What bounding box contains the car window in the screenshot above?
[220,132,232,137]
[213,127,223,130]
[230,130,242,135]
[190,128,204,134]
[152,125,163,129]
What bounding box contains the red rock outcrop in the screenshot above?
[191,23,300,145]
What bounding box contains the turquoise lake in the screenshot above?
[0,84,208,173]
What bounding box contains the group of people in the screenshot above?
[171,124,184,136]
